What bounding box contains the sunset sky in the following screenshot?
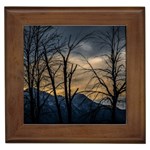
[24,26,126,101]
[54,26,126,99]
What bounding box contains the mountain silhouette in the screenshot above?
[24,88,126,124]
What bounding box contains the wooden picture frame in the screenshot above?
[5,7,145,143]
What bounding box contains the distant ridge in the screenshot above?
[24,88,126,124]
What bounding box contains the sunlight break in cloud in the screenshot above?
[88,57,103,67]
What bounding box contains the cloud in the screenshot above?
[79,42,93,52]
[88,57,104,68]
[73,41,100,58]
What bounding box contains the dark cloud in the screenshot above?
[55,26,126,58]
[24,25,126,59]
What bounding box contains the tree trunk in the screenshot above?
[68,103,72,123]
[36,79,40,123]
[29,87,36,123]
[112,96,118,123]
[63,60,71,123]
[52,80,63,123]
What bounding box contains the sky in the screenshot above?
[24,25,126,101]
[53,26,126,100]
[55,26,126,57]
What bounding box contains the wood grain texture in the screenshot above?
[5,7,145,143]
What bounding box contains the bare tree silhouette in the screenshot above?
[80,26,126,123]
[24,26,126,124]
[54,33,93,123]
[24,26,56,123]
[24,26,38,123]
[42,44,64,123]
